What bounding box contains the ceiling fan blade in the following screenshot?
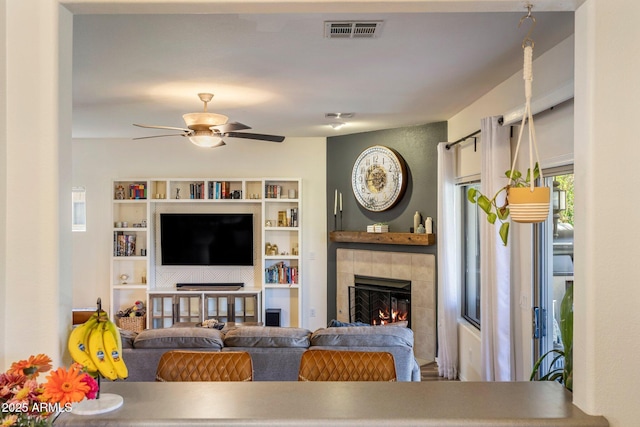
[210,122,252,133]
[134,123,191,132]
[224,132,285,143]
[133,133,188,140]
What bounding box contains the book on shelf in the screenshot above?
[128,183,146,199]
[278,210,287,227]
[276,208,298,227]
[208,181,231,199]
[221,181,230,199]
[189,182,205,199]
[265,184,284,199]
[113,232,136,256]
[264,262,298,285]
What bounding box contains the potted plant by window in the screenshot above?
[504,112,550,225]
[530,283,573,391]
[467,162,548,246]
[507,182,550,223]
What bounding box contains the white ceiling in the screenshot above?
[72,11,574,141]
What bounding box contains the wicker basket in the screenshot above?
[117,315,146,332]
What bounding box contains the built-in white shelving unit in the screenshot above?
[261,179,301,328]
[110,178,301,329]
[111,180,150,322]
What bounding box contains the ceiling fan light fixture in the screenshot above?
[188,134,225,148]
[133,93,283,145]
[182,112,229,130]
[330,122,346,130]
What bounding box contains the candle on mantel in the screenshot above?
[339,192,343,212]
[334,189,337,215]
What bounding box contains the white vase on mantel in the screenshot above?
[425,217,433,234]
[413,211,421,233]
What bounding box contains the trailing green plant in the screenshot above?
[530,283,573,391]
[467,163,540,246]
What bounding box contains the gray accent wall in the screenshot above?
[326,122,446,321]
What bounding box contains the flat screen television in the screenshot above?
[160,213,254,266]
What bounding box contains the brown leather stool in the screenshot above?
[156,350,253,382]
[298,349,397,381]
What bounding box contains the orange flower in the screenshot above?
[41,366,90,406]
[8,354,52,378]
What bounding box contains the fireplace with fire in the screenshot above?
[349,275,411,327]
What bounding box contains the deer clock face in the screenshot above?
[351,145,407,212]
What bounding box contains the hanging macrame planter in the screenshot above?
[507,13,550,224]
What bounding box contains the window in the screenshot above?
[533,168,574,377]
[462,183,481,328]
[72,187,86,232]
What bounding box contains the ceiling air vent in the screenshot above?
[324,21,383,39]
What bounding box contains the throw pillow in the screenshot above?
[311,325,414,348]
[327,319,370,327]
[224,326,312,348]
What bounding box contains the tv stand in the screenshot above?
[148,289,260,328]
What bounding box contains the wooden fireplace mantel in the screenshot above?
[329,231,435,246]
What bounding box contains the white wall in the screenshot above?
[0,0,7,370]
[1,1,73,368]
[449,35,575,381]
[449,34,575,142]
[573,1,640,425]
[458,322,481,381]
[72,137,328,331]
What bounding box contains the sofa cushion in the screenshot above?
[224,326,311,348]
[118,328,138,349]
[221,347,307,381]
[311,326,414,348]
[133,327,224,349]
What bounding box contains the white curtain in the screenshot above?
[436,142,459,379]
[479,116,514,381]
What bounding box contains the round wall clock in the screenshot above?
[351,145,407,212]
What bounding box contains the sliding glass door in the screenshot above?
[533,169,574,379]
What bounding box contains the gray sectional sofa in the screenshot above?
[121,325,421,382]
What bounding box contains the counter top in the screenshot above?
[53,381,607,427]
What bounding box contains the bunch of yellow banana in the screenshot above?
[68,311,128,380]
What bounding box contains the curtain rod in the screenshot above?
[445,82,574,151]
[445,129,481,150]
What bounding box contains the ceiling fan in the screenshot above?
[133,93,285,148]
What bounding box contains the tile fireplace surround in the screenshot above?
[336,249,436,361]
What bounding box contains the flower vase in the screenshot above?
[71,393,124,415]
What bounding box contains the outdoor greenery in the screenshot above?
[555,174,574,226]
[530,283,573,391]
